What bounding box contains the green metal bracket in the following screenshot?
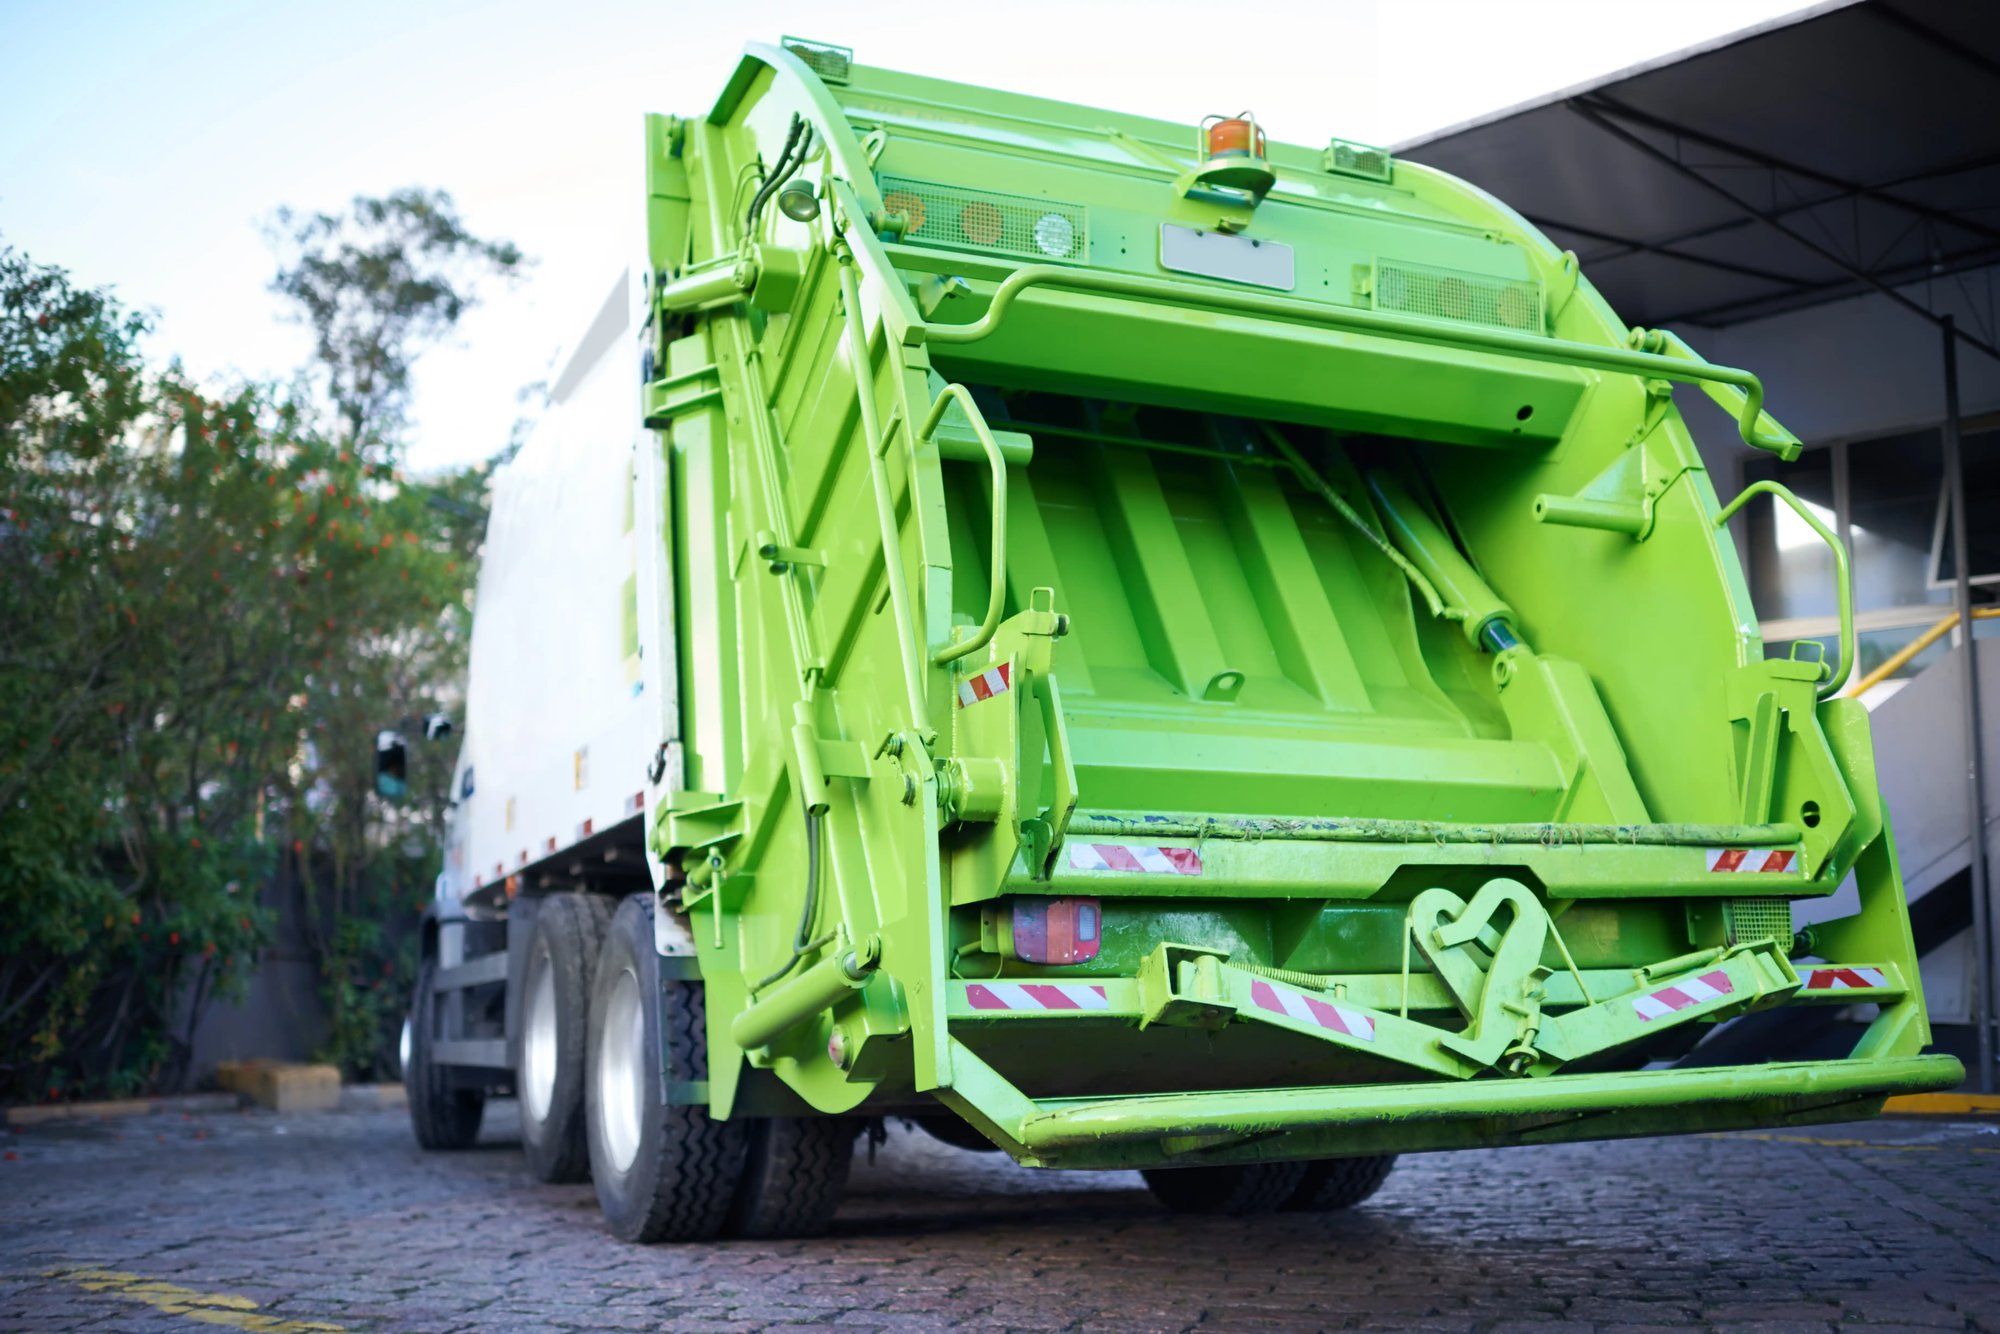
[756,533,825,572]
[657,793,744,860]
[1135,942,1236,1030]
[1026,660,1077,878]
[1409,879,1560,1072]
[1532,441,1679,540]
[1534,939,1800,1066]
[641,360,723,428]
[918,273,971,320]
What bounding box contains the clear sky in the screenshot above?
[1,0,1816,472]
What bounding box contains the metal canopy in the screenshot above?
[1397,0,2000,362]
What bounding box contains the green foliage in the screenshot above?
[260,188,522,1078]
[268,187,526,449]
[1,206,516,1097]
[2,249,282,1096]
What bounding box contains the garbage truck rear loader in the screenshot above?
[404,38,1963,1241]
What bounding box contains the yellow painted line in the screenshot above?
[1883,1091,2000,1116]
[46,1269,346,1332]
[1713,1131,2000,1155]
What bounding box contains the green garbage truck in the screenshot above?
[401,37,1963,1241]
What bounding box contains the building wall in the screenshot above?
[173,857,333,1088]
[1675,259,2000,476]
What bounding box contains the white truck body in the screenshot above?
[438,270,680,911]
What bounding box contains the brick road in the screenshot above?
[2,1099,1996,1332]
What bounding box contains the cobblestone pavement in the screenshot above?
[2,1100,1996,1333]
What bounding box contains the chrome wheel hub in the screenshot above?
[521,947,558,1124]
[596,964,645,1173]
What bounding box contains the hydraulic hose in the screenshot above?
[745,115,811,235]
[750,805,834,994]
[1260,426,1446,620]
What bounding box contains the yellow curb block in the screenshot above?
[1882,1091,2000,1116]
[216,1061,341,1113]
[4,1093,242,1127]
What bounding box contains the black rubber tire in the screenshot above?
[518,893,613,1184]
[1142,1161,1309,1215]
[725,1117,855,1239]
[406,958,485,1150]
[585,895,747,1242]
[909,1113,1002,1153]
[1283,1154,1398,1212]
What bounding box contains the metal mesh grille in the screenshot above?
[1724,898,1793,948]
[781,36,852,84]
[1325,138,1393,183]
[877,177,1088,263]
[1371,260,1545,334]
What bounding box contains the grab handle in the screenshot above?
[1627,327,1802,461]
[919,384,1010,667]
[1715,480,1853,698]
[922,264,1803,461]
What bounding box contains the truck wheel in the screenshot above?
[519,892,612,1183]
[1141,1161,1307,1215]
[406,959,485,1150]
[726,1117,854,1238]
[586,895,747,1242]
[1283,1154,1397,1211]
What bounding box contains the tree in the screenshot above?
[1,249,353,1095]
[268,188,525,451]
[263,190,524,1077]
[1,193,523,1096]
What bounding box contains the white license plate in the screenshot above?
[1159,224,1295,291]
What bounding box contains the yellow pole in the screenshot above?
[1845,608,2000,699]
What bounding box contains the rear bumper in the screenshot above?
[984,1053,1964,1169]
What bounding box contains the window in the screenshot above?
[1734,415,2000,701]
[1929,424,2000,588]
[1742,448,1836,622]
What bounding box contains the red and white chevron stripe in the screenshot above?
[1801,966,1889,991]
[1249,979,1376,1042]
[1632,968,1734,1021]
[1068,842,1203,875]
[1706,848,1797,873]
[962,982,1109,1012]
[956,662,1012,708]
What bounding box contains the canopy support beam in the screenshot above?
[1565,97,2000,366]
